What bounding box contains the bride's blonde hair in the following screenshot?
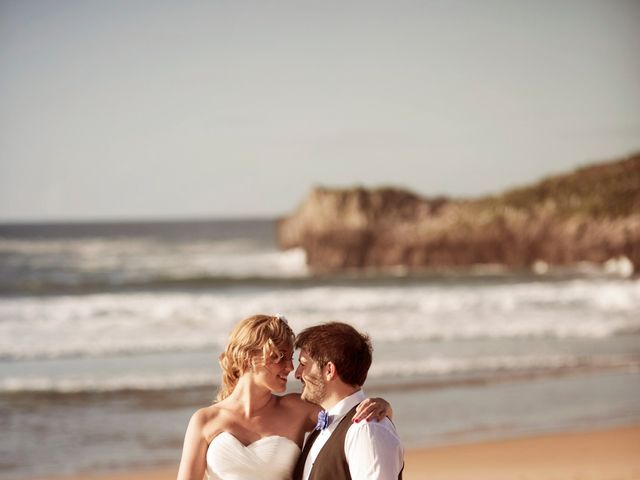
[216,314,294,401]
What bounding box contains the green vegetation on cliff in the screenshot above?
[486,153,640,218]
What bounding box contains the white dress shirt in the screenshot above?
[302,390,404,480]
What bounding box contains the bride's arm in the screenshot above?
[177,409,209,480]
[352,397,393,423]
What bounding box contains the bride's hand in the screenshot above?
[352,397,393,423]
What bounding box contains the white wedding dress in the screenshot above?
[206,432,301,480]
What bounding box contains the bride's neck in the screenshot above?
[228,375,273,417]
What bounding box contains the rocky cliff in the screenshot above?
[277,153,640,274]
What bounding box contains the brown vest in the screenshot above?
[292,404,403,480]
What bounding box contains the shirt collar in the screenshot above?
[327,389,366,420]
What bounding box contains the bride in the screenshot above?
[177,314,391,480]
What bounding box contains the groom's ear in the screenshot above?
[324,361,337,381]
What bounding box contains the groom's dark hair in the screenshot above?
[295,322,372,387]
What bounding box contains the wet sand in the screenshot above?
[403,425,640,480]
[37,425,640,480]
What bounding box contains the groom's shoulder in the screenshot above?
[346,417,402,444]
[343,416,404,476]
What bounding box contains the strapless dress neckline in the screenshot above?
[206,432,301,480]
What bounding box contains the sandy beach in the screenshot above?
[404,425,640,480]
[37,424,640,480]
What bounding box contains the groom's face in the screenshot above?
[295,348,327,405]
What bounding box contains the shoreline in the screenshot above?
[32,424,640,480]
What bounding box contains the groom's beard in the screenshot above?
[300,371,327,405]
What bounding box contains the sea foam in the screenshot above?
[2,353,637,394]
[1,278,639,360]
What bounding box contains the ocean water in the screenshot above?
[1,219,639,479]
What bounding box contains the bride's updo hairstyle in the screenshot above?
[216,314,294,401]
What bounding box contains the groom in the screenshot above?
[292,322,404,480]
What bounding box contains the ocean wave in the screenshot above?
[0,371,217,394]
[2,353,637,394]
[1,279,639,360]
[0,271,314,296]
[0,236,309,293]
[0,237,264,255]
[368,354,640,378]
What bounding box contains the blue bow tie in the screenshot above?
[315,410,331,431]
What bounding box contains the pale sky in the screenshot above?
[1,0,639,222]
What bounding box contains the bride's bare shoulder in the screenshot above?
[276,394,320,432]
[193,402,223,420]
[278,392,303,405]
[278,393,320,414]
[189,403,224,443]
